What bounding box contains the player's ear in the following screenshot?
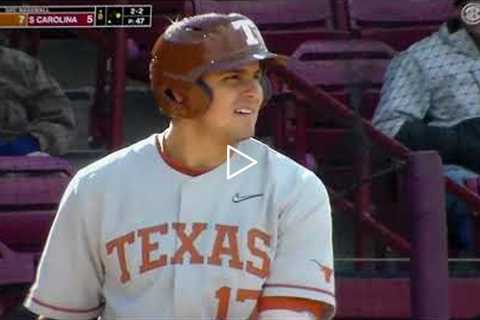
[165,89,185,104]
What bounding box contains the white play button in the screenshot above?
[227,145,258,180]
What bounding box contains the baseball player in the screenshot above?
[24,13,335,320]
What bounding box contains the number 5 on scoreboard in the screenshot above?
[215,286,261,320]
[87,14,93,25]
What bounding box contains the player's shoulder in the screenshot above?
[240,138,300,168]
[74,135,156,185]
[241,138,329,212]
[241,138,324,187]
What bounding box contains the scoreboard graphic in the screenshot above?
[0,5,152,28]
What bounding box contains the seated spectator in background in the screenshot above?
[373,0,480,256]
[0,33,75,156]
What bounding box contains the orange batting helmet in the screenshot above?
[149,13,285,118]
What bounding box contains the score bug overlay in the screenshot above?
[0,5,152,28]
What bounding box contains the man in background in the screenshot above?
[0,32,75,156]
[373,0,480,256]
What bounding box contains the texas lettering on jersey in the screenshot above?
[106,222,272,283]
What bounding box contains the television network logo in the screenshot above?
[461,2,480,25]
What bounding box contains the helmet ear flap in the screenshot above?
[156,79,212,119]
[152,81,186,118]
[160,88,188,118]
[182,83,211,118]
[164,89,179,103]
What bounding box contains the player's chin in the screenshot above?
[229,125,256,143]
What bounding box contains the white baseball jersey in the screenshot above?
[24,132,335,319]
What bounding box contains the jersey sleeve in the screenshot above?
[257,296,332,319]
[24,172,105,320]
[258,309,317,320]
[263,170,335,316]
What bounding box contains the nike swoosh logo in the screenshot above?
[232,193,264,203]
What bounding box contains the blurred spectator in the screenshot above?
[372,0,479,255]
[127,37,150,82]
[0,36,75,156]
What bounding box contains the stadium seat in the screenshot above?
[0,211,55,255]
[186,0,350,55]
[347,0,454,50]
[462,178,480,254]
[0,242,35,287]
[0,156,71,317]
[0,241,36,318]
[292,39,396,61]
[289,39,395,121]
[0,156,73,211]
[0,156,72,175]
[0,210,53,313]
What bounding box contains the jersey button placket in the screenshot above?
[174,179,196,318]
